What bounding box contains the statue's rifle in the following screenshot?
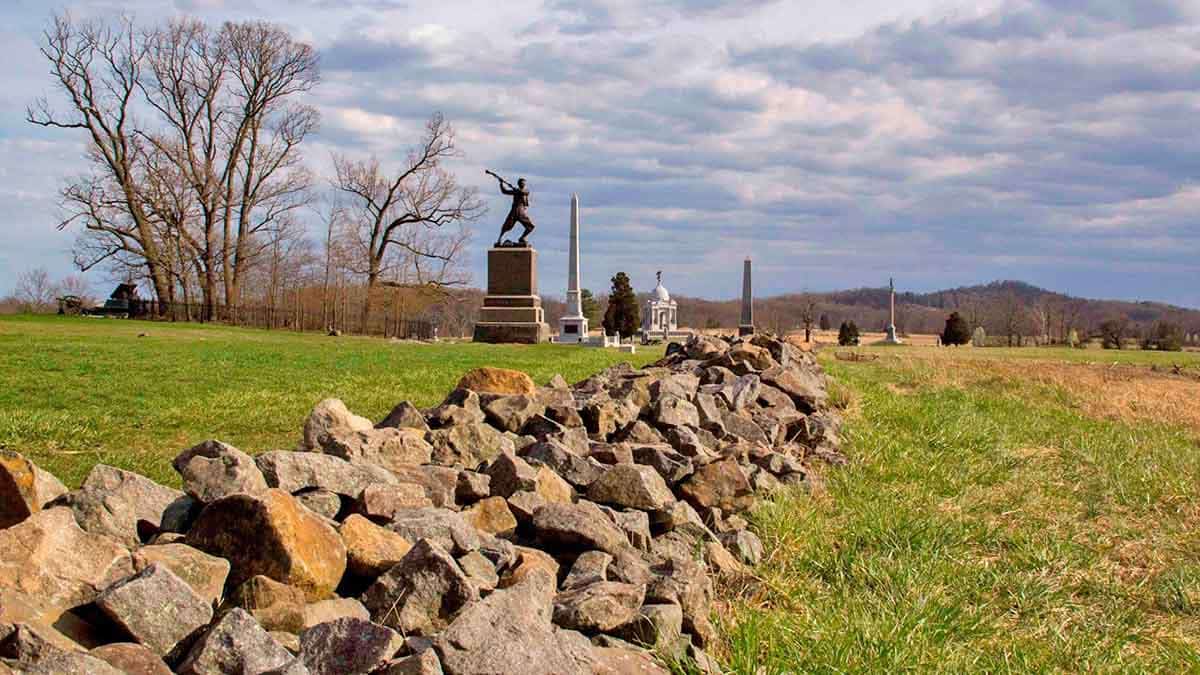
[484,169,512,189]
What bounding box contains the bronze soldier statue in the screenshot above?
[487,170,535,247]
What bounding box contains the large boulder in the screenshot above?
[300,398,373,451]
[226,575,307,634]
[94,564,213,658]
[427,423,515,468]
[0,507,132,610]
[455,367,536,396]
[339,514,413,578]
[256,451,395,499]
[299,617,404,675]
[132,543,230,609]
[0,450,66,529]
[531,502,629,555]
[186,489,347,601]
[432,570,593,675]
[321,427,434,473]
[679,458,754,513]
[172,440,269,504]
[586,464,675,511]
[176,608,294,675]
[60,465,192,547]
[360,539,478,635]
[552,581,645,633]
[89,643,173,675]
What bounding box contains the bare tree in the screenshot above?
[333,114,481,321]
[798,294,816,342]
[13,268,59,312]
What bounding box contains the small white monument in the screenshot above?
[556,194,588,343]
[883,277,903,344]
[641,271,692,343]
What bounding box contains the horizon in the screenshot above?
[2,0,1197,310]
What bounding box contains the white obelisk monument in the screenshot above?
[884,277,903,344]
[557,194,588,342]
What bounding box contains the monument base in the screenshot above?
[738,324,755,337]
[473,247,551,344]
[883,324,903,344]
[557,316,589,343]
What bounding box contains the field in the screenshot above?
[6,315,1200,672]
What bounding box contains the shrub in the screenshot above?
[601,272,640,339]
[1100,318,1128,350]
[941,312,971,346]
[1142,321,1184,352]
[837,321,860,346]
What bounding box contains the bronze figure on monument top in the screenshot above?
[486,169,535,247]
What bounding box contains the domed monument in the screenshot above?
[641,271,690,343]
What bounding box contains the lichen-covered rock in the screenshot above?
[532,501,629,554]
[552,581,645,632]
[360,539,478,635]
[456,550,498,592]
[255,452,395,499]
[427,423,515,468]
[177,607,294,675]
[0,450,65,529]
[0,507,133,610]
[95,563,213,657]
[132,543,230,609]
[679,458,754,513]
[456,367,536,396]
[186,489,347,601]
[60,465,192,547]
[173,440,268,504]
[617,603,683,650]
[587,463,675,511]
[652,396,700,429]
[388,508,479,556]
[339,514,413,578]
[719,529,764,566]
[461,497,517,538]
[299,617,404,675]
[482,394,546,434]
[294,488,342,521]
[226,575,307,634]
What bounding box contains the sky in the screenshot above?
[1,0,1198,307]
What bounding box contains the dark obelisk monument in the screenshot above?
[738,258,754,336]
[473,170,551,344]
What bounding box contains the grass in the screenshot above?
[0,315,662,487]
[722,346,1200,673]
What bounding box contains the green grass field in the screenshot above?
[6,315,1200,672]
[0,315,662,486]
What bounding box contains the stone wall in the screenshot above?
[0,332,844,675]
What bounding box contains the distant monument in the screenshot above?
[473,170,550,343]
[738,258,754,336]
[641,271,690,343]
[556,194,588,343]
[883,277,903,344]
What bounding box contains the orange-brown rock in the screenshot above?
[498,545,560,589]
[0,450,64,529]
[338,514,413,577]
[461,497,518,538]
[456,367,537,396]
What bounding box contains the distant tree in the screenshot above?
[1099,318,1129,350]
[818,313,831,331]
[941,312,971,346]
[602,272,639,339]
[1066,328,1081,349]
[799,295,816,342]
[580,288,600,324]
[13,268,59,313]
[837,320,860,346]
[972,325,987,347]
[1142,321,1184,352]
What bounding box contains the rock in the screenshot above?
[749,467,782,494]
[376,401,430,432]
[548,373,569,390]
[172,440,268,504]
[386,467,458,509]
[587,464,675,511]
[761,366,827,411]
[589,443,634,465]
[618,603,683,650]
[757,384,796,411]
[432,570,593,675]
[340,514,413,578]
[505,490,545,525]
[684,335,728,360]
[590,646,671,675]
[269,632,301,654]
[703,539,747,577]
[520,440,603,488]
[454,471,490,504]
[616,421,665,445]
[729,374,762,410]
[0,588,103,653]
[651,396,700,429]
[0,624,123,674]
[532,502,629,554]
[227,575,307,634]
[679,458,754,513]
[186,489,347,601]
[499,546,560,589]
[727,342,774,371]
[543,403,584,430]
[375,649,443,674]
[562,551,613,590]
[461,497,517,538]
[580,398,618,439]
[533,465,574,503]
[718,411,768,445]
[388,508,479,556]
[177,607,294,675]
[475,535,518,572]
[719,530,763,566]
[456,551,499,592]
[132,543,230,609]
[456,367,536,396]
[0,507,133,610]
[651,500,711,539]
[324,427,434,473]
[482,395,546,434]
[483,452,537,498]
[552,581,644,632]
[631,445,694,485]
[427,423,515,468]
[302,598,370,630]
[0,450,65,529]
[301,399,374,452]
[601,507,653,551]
[645,558,714,647]
[520,413,566,440]
[95,563,213,657]
[60,465,192,547]
[426,389,486,428]
[691,394,726,436]
[360,539,478,635]
[299,617,404,675]
[294,489,342,521]
[89,643,172,675]
[355,483,434,522]
[256,452,395,499]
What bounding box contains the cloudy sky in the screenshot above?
[2,0,1198,307]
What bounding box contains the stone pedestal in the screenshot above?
[473,247,551,344]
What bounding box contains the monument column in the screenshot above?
[738,258,754,336]
[557,194,588,342]
[884,277,903,344]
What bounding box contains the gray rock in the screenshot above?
[552,581,645,632]
[616,421,665,445]
[505,490,545,525]
[299,617,404,675]
[679,458,754,513]
[426,389,486,429]
[360,539,478,636]
[322,426,434,473]
[520,440,603,488]
[600,506,652,551]
[719,530,764,566]
[389,508,479,556]
[61,465,192,547]
[618,603,683,649]
[375,650,444,674]
[691,394,726,435]
[301,399,374,451]
[483,452,538,498]
[132,543,230,609]
[651,500,712,540]
[294,489,342,521]
[454,471,490,504]
[632,445,695,485]
[0,624,123,674]
[256,451,395,499]
[531,501,629,554]
[387,466,459,510]
[482,395,546,434]
[586,464,675,511]
[173,440,269,504]
[645,558,715,647]
[757,384,796,412]
[426,423,514,468]
[177,607,295,675]
[719,410,769,445]
[355,483,434,522]
[729,374,762,410]
[562,551,613,590]
[761,366,827,412]
[95,563,213,657]
[456,551,498,592]
[652,396,700,429]
[376,401,430,432]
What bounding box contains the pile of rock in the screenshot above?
[0,332,842,675]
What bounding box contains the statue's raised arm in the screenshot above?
[489,170,536,247]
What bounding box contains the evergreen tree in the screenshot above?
[579,288,600,324]
[941,311,971,346]
[837,320,860,346]
[602,272,640,339]
[818,313,831,331]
